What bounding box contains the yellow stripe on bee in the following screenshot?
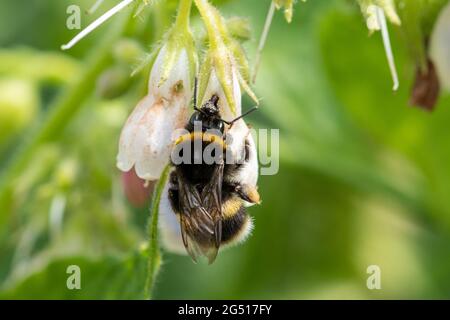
[222,197,243,219]
[175,132,226,149]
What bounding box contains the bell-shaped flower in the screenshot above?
[193,0,259,162]
[117,3,197,180]
[195,0,257,115]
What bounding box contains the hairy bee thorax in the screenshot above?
[174,132,227,150]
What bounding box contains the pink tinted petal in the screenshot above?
[121,169,154,208]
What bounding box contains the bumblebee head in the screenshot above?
[201,94,220,117]
[189,77,259,135]
[190,95,225,134]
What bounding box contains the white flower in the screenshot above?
[202,64,242,121]
[117,47,195,180]
[195,0,258,116]
[117,0,197,180]
[194,0,259,190]
[117,1,197,180]
[200,61,257,166]
[158,179,185,254]
[196,52,260,200]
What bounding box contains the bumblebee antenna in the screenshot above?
[222,106,259,128]
[192,77,209,116]
[193,76,198,109]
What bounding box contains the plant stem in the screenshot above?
[175,0,193,30]
[0,9,134,236]
[253,1,276,84]
[144,164,171,300]
[194,0,222,48]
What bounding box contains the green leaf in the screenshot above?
[0,252,147,299]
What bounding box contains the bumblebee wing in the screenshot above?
[176,171,216,263]
[177,164,224,264]
[193,162,224,263]
[201,163,224,249]
[179,214,203,263]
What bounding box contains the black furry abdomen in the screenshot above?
[221,206,248,244]
[168,171,249,246]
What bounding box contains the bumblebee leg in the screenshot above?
[237,184,260,204]
[225,182,260,204]
[168,172,181,213]
[169,171,179,190]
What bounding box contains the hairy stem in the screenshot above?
[144,164,171,300]
[175,0,193,30]
[194,0,222,48]
[253,1,276,84]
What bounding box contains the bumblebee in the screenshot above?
[159,94,260,264]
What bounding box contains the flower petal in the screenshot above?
[226,119,247,160]
[202,66,241,121]
[149,47,192,99]
[158,177,187,254]
[117,91,190,180]
[118,45,193,180]
[238,131,259,188]
[117,94,155,172]
[134,97,190,180]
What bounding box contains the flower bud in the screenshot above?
[0,78,38,145]
[199,51,243,121]
[96,66,132,100]
[358,0,401,32]
[113,38,145,65]
[273,0,296,23]
[227,17,251,42]
[55,158,78,191]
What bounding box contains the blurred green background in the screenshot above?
[1,0,450,299]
